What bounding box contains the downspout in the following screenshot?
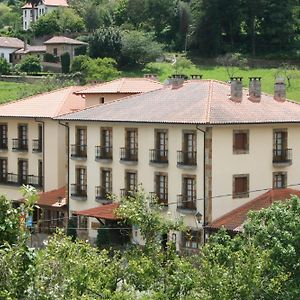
[196,125,206,244]
[34,118,45,192]
[59,121,70,217]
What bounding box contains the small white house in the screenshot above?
[0,37,24,63]
[22,0,69,31]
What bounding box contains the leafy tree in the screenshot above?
[19,55,41,73]
[60,52,70,73]
[70,54,91,73]
[121,30,163,66]
[216,52,248,78]
[0,57,11,75]
[31,11,60,36]
[89,26,122,60]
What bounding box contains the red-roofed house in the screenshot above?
[22,0,68,30]
[0,86,85,202]
[56,77,300,249]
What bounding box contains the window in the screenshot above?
[0,124,8,149]
[155,173,168,204]
[0,158,7,183]
[101,168,112,194]
[71,213,87,229]
[76,127,87,146]
[233,174,249,198]
[125,171,137,192]
[121,128,138,161]
[18,124,28,149]
[100,97,105,104]
[18,159,28,185]
[72,127,87,157]
[76,167,86,187]
[53,48,58,56]
[152,129,168,162]
[233,130,249,154]
[273,172,287,189]
[178,175,196,210]
[182,230,201,249]
[178,131,197,165]
[101,127,112,153]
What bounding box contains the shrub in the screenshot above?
[60,52,70,73]
[43,53,59,63]
[0,57,11,75]
[19,56,42,74]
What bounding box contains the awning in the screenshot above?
[74,203,120,220]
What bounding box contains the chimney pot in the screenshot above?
[274,77,286,102]
[191,74,203,80]
[230,77,243,102]
[248,77,261,102]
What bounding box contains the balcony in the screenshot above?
[0,138,8,151]
[149,192,168,206]
[70,144,87,160]
[177,195,197,211]
[120,188,136,198]
[95,186,112,203]
[0,173,43,187]
[12,139,28,152]
[273,149,292,166]
[149,149,168,165]
[177,151,197,168]
[95,146,112,161]
[120,147,138,164]
[32,139,42,153]
[71,184,87,200]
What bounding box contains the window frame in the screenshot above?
[233,130,249,154]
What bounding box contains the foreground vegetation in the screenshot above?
[1,186,300,299]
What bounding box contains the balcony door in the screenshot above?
[183,132,196,163]
[126,129,137,157]
[18,159,28,185]
[0,124,7,148]
[101,128,112,156]
[38,160,43,187]
[155,174,168,203]
[101,169,112,194]
[183,177,196,209]
[156,131,167,160]
[274,131,287,157]
[76,167,87,194]
[0,158,7,183]
[76,127,87,155]
[18,124,27,149]
[126,172,137,192]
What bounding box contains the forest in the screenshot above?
[0,0,299,59]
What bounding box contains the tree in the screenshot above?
[216,52,248,78]
[60,52,70,73]
[89,26,122,60]
[121,30,163,66]
[31,11,60,36]
[0,57,11,75]
[19,55,41,73]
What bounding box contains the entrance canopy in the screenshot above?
[74,203,120,220]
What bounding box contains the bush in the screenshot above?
[43,53,59,63]
[60,52,70,73]
[70,54,91,74]
[19,56,42,74]
[121,30,163,66]
[0,57,10,75]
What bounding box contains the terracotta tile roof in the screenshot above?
[15,45,46,54]
[74,203,120,220]
[44,36,87,45]
[0,37,23,49]
[0,86,85,118]
[37,187,67,208]
[210,188,300,231]
[75,77,163,95]
[22,0,68,8]
[56,80,300,124]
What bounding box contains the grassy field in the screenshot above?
[123,63,300,101]
[1,63,300,103]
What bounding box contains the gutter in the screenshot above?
[58,121,70,217]
[196,125,207,245]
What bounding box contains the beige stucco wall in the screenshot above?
[0,118,67,200]
[211,124,300,220]
[68,122,205,240]
[45,44,76,60]
[84,93,134,108]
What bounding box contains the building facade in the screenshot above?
[57,78,300,251]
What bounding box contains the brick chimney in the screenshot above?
[274,78,286,102]
[248,77,261,102]
[230,77,243,102]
